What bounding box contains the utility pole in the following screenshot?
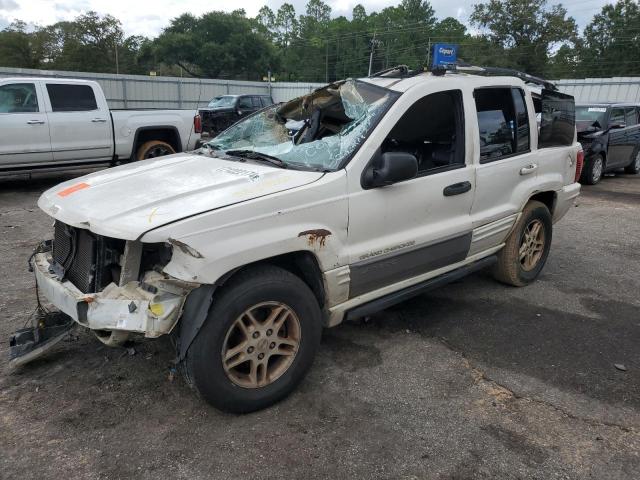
[368,32,377,76]
[114,41,119,75]
[325,40,329,83]
[426,37,432,70]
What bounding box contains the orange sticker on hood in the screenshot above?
[57,182,89,197]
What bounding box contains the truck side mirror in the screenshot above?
[362,151,418,189]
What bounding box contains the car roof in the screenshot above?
[361,71,528,93]
[1,77,97,85]
[577,102,640,107]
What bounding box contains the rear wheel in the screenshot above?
[136,140,175,160]
[493,200,552,287]
[581,154,604,185]
[185,265,322,413]
[624,150,640,174]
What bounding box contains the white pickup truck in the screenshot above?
[0,77,201,174]
[14,67,582,413]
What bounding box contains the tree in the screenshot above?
[470,0,578,76]
[352,4,367,23]
[256,5,276,41]
[0,21,50,69]
[275,3,298,48]
[305,0,331,26]
[581,0,640,77]
[152,11,278,79]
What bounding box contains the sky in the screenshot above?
[0,0,612,38]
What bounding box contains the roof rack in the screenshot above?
[369,65,424,79]
[432,63,557,91]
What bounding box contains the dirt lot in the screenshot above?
[1,171,639,479]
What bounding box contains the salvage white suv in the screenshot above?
[21,68,582,412]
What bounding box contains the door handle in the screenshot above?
[91,118,107,123]
[443,181,472,197]
[519,164,538,175]
[26,119,45,125]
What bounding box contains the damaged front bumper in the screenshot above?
[32,252,199,338]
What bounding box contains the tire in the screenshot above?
[135,140,176,160]
[185,265,322,413]
[493,200,553,287]
[581,154,604,185]
[624,150,640,174]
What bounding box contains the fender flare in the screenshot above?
[175,284,217,362]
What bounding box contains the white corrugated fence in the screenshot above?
[1,66,639,108]
[0,66,324,109]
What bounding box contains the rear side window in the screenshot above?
[46,84,97,112]
[251,96,262,108]
[625,107,638,126]
[538,89,575,148]
[261,97,273,107]
[238,97,252,109]
[0,83,39,113]
[475,87,517,163]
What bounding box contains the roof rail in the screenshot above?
[369,65,423,79]
[432,63,557,91]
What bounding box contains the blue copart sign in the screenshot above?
[432,43,457,68]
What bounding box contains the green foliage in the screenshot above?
[580,0,640,77]
[470,0,578,76]
[152,11,279,79]
[1,1,640,81]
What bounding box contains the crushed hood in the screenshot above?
[38,152,324,240]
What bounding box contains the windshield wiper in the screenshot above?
[226,149,287,169]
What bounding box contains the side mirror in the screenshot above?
[362,151,418,189]
[609,122,626,129]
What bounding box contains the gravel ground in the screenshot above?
[0,171,639,479]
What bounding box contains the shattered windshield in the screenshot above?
[206,80,399,171]
[576,106,608,127]
[208,96,236,108]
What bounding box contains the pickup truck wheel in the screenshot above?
[493,200,552,287]
[624,150,640,174]
[136,140,175,160]
[581,154,604,185]
[185,266,322,413]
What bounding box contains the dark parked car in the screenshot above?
[576,102,640,184]
[199,94,274,136]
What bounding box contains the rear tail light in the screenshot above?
[575,149,584,182]
[194,114,202,134]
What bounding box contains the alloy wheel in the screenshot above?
[592,157,603,183]
[221,302,301,388]
[519,219,546,271]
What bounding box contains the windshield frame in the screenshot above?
[205,80,401,172]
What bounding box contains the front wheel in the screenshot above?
[185,266,322,413]
[493,200,553,287]
[624,150,640,174]
[581,154,604,185]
